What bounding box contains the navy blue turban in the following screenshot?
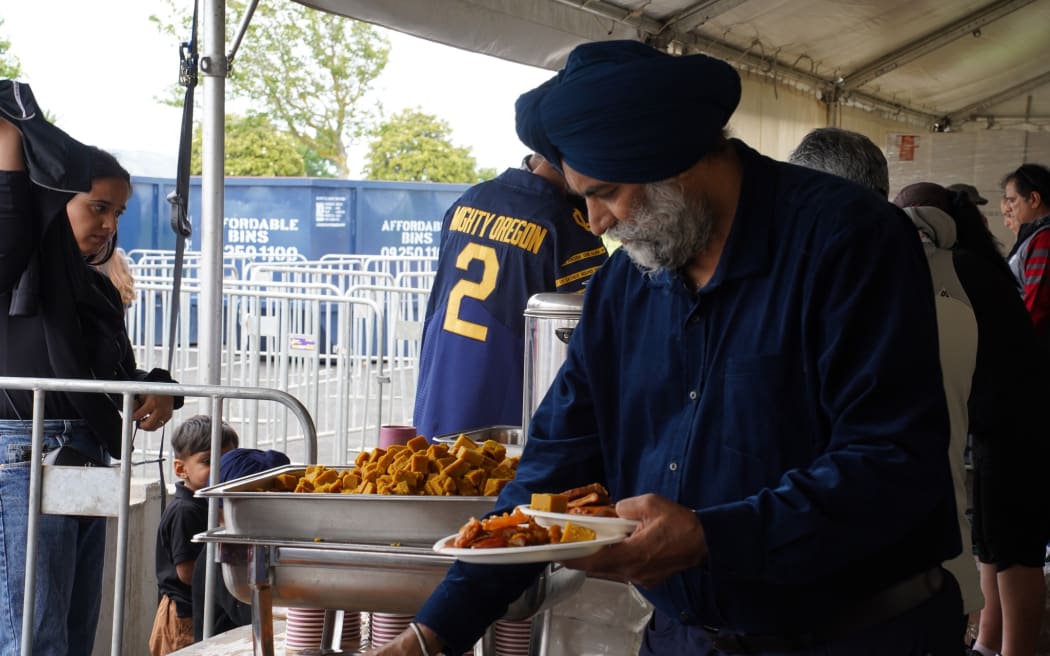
[220,448,290,483]
[515,40,741,184]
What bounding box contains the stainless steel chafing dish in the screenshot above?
[199,531,584,618]
[196,438,585,655]
[433,425,524,457]
[196,464,497,545]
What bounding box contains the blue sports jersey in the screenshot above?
[413,167,607,440]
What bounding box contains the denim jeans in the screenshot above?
[0,420,108,656]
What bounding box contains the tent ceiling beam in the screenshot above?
[841,0,1035,90]
[672,31,940,125]
[552,0,941,125]
[549,0,664,32]
[661,0,750,34]
[948,70,1050,123]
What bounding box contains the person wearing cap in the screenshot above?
[412,152,607,441]
[946,184,991,230]
[948,183,990,208]
[373,41,960,656]
[894,183,1050,656]
[1001,164,1050,350]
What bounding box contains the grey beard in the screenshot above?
[608,181,715,275]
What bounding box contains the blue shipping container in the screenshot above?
[120,176,470,259]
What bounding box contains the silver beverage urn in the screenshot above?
[521,293,584,441]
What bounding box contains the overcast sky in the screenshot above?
[0,0,552,177]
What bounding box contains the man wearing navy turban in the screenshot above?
[390,41,961,656]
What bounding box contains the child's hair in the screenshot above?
[171,414,240,459]
[96,248,135,306]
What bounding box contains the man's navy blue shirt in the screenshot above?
[417,141,959,651]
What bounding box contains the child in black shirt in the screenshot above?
[192,447,291,641]
[149,415,239,656]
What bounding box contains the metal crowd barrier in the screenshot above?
[129,249,307,281]
[120,254,436,468]
[0,376,317,656]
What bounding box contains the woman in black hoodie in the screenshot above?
[0,82,181,656]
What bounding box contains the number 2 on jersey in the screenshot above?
[443,243,499,341]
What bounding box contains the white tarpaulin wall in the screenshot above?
[730,73,919,162]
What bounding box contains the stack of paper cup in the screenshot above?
[340,611,362,651]
[284,607,325,652]
[369,613,413,648]
[493,619,532,656]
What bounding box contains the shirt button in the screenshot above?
[689,390,698,400]
[669,462,678,471]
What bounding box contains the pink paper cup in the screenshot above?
[379,425,417,449]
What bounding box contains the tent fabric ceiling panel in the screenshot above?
[848,3,1050,117]
[695,0,993,78]
[294,0,631,69]
[296,0,1050,130]
[958,73,1050,123]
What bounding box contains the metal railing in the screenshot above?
[119,254,436,469]
[1,376,317,656]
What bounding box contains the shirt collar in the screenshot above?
[1031,213,1050,230]
[174,481,204,503]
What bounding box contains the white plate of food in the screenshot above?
[432,532,625,564]
[517,505,640,535]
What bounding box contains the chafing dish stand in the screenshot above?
[198,530,584,656]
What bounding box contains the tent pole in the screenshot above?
[200,0,226,390]
[199,0,227,640]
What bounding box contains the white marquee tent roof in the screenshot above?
[191,0,1050,384]
[295,0,1050,132]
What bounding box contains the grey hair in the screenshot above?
[788,127,889,198]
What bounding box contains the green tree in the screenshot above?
[191,114,306,177]
[152,1,389,177]
[364,108,488,183]
[298,145,338,178]
[0,19,24,79]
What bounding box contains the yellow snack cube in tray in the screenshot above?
[196,431,521,545]
[268,433,518,497]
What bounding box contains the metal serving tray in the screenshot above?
[198,530,584,617]
[196,464,496,545]
[433,425,524,456]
